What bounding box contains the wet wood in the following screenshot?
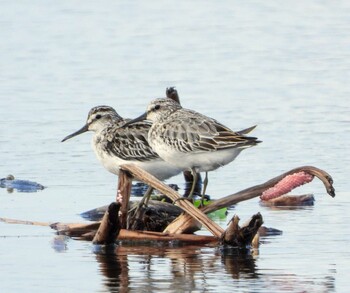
[260,194,315,206]
[52,222,218,244]
[118,230,218,244]
[205,165,334,211]
[119,164,224,238]
[221,213,263,247]
[73,165,335,235]
[0,217,51,226]
[117,170,133,229]
[1,214,264,248]
[51,222,100,237]
[0,165,335,249]
[92,202,121,245]
[51,217,260,247]
[165,165,335,234]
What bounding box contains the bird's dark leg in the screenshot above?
[142,186,154,206]
[187,168,198,199]
[201,171,209,205]
[128,186,154,229]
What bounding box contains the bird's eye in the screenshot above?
[96,114,102,119]
[154,105,160,110]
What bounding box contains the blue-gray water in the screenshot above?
[1,1,349,292]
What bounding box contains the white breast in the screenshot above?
[92,133,181,180]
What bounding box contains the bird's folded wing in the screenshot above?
[158,115,259,153]
[103,123,159,162]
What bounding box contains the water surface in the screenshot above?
[1,1,349,292]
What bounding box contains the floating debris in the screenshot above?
[0,175,45,193]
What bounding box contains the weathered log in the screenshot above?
[92,202,121,245]
[53,223,219,244]
[1,165,334,249]
[80,166,333,234]
[221,213,263,247]
[118,230,218,244]
[119,165,224,238]
[0,214,265,248]
[165,166,335,234]
[51,219,260,247]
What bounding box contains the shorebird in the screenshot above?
[122,98,261,198]
[61,105,183,217]
[62,106,183,180]
[166,87,203,196]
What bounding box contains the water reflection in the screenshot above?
[219,247,258,279]
[50,235,70,253]
[1,0,348,290]
[92,243,335,292]
[94,245,129,292]
[93,244,259,292]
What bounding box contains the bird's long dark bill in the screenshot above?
[121,112,147,128]
[61,124,89,142]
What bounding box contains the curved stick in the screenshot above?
[165,166,335,234]
[205,165,334,213]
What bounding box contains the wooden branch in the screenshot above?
[221,213,263,247]
[260,194,314,206]
[92,202,121,245]
[165,166,335,234]
[51,221,218,244]
[1,214,259,248]
[119,164,224,238]
[51,222,100,236]
[1,165,333,248]
[118,230,218,244]
[117,170,133,229]
[205,165,334,212]
[0,217,51,226]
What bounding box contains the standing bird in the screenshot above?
[122,98,261,198]
[166,87,203,197]
[61,106,183,208]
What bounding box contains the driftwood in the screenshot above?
[48,164,266,247]
[117,171,132,229]
[221,213,263,247]
[50,213,263,247]
[0,212,270,248]
[165,166,335,234]
[0,165,335,249]
[92,202,121,245]
[118,164,224,238]
[51,221,218,244]
[51,165,334,247]
[0,217,52,226]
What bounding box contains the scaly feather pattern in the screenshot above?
[62,105,182,180]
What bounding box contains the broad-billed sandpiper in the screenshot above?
[62,105,182,181]
[122,98,261,197]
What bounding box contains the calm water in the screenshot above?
[1,1,350,292]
